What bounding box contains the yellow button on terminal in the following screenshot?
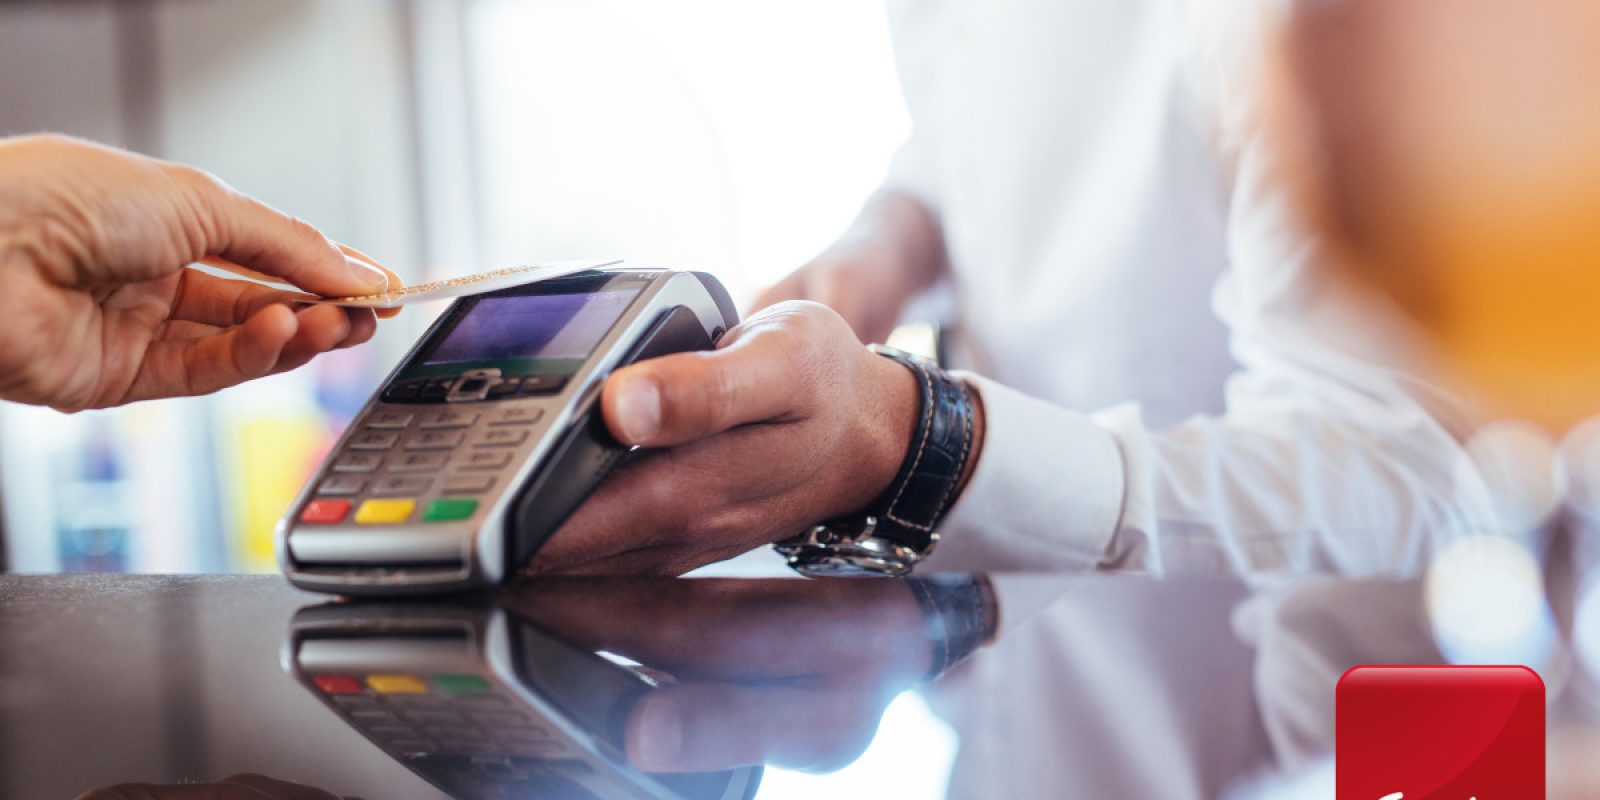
[367,674,427,694]
[354,498,416,525]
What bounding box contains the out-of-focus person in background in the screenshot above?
[529,2,1533,797]
[0,134,394,411]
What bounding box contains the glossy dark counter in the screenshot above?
[0,574,989,800]
[5,570,1599,799]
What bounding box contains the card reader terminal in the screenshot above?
[277,268,738,595]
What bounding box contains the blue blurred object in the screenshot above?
[54,419,132,573]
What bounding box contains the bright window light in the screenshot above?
[465,0,911,305]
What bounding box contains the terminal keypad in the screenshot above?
[301,400,546,527]
[312,671,569,759]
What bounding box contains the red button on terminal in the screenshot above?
[313,675,365,695]
[301,499,351,524]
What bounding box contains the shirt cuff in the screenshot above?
[919,374,1127,573]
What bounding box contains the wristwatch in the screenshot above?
[774,344,978,577]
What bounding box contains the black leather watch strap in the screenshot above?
[906,574,998,679]
[868,345,977,550]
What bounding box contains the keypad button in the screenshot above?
[486,378,521,399]
[332,695,384,710]
[404,710,469,726]
[406,430,466,451]
[386,693,450,709]
[488,405,544,426]
[314,675,365,695]
[388,452,449,473]
[420,408,479,429]
[424,497,478,522]
[419,380,451,401]
[383,380,425,401]
[433,674,493,694]
[470,710,530,726]
[517,374,568,395]
[374,476,432,497]
[365,409,415,429]
[318,475,367,496]
[453,694,511,708]
[367,675,428,694]
[333,452,383,472]
[473,428,529,448]
[301,499,351,524]
[349,431,400,451]
[460,451,513,471]
[355,499,416,525]
[351,709,404,726]
[441,475,495,494]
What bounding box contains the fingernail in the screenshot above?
[629,697,684,771]
[614,375,661,443]
[344,255,389,293]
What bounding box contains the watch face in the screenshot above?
[774,538,920,578]
[868,343,935,367]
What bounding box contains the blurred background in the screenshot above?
[0,0,910,576]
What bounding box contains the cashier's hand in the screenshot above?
[0,134,399,412]
[530,301,930,576]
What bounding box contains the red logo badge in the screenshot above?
[1337,665,1544,799]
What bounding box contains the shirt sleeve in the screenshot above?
[876,0,949,213]
[921,132,1505,580]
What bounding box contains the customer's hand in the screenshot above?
[76,773,359,800]
[753,191,945,344]
[0,135,399,411]
[529,301,965,576]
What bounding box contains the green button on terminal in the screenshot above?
[433,674,491,694]
[423,497,478,522]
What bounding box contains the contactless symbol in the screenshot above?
[1337,665,1544,800]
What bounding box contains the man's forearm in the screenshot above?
[827,189,948,296]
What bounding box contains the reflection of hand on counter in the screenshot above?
[75,773,359,800]
[499,576,995,774]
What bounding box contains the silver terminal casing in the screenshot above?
[277,268,737,596]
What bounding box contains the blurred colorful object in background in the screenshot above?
[1273,3,1600,796]
[1275,0,1600,433]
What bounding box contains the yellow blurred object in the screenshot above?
[1276,0,1600,432]
[226,416,325,571]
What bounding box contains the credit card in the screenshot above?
[302,260,621,308]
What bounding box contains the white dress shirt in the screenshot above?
[883,0,1503,581]
[871,2,1509,798]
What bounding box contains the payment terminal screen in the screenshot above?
[424,288,642,370]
